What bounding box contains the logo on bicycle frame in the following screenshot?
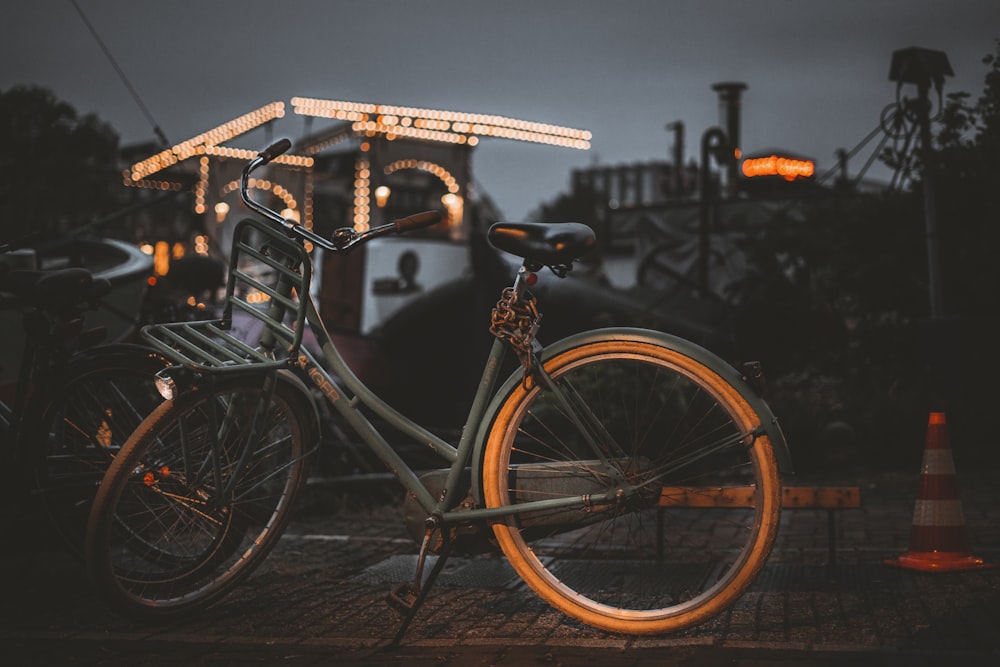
[300,354,340,403]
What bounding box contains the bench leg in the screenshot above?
[827,508,837,566]
[656,507,664,561]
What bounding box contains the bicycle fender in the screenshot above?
[62,345,321,447]
[273,369,322,449]
[470,327,794,505]
[202,368,321,450]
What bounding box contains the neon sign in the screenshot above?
[741,154,815,181]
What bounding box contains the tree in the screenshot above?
[930,42,1000,319]
[0,85,120,243]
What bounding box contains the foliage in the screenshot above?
[731,194,930,471]
[0,85,120,243]
[930,46,1000,319]
[733,40,1000,471]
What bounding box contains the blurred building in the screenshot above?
[568,83,883,300]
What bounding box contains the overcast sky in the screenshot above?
[3,1,998,221]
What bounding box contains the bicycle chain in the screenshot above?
[489,287,541,388]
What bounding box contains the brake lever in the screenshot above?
[328,211,442,251]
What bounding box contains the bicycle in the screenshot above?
[85,138,793,640]
[0,248,167,557]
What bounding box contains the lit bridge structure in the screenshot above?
[125,98,590,240]
[123,98,590,333]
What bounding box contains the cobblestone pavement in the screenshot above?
[3,470,1000,665]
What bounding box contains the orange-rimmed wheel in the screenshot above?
[482,339,781,635]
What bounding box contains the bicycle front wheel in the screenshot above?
[482,338,781,635]
[85,371,314,618]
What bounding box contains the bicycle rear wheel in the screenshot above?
[85,371,314,618]
[34,345,167,556]
[482,338,781,635]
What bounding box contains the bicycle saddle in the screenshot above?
[487,222,596,267]
[0,267,111,309]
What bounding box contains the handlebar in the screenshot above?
[258,137,292,163]
[393,210,443,233]
[240,138,442,252]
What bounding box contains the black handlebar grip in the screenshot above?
[258,138,292,164]
[393,210,442,233]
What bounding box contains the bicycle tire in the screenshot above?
[32,345,168,557]
[481,338,781,635]
[85,371,314,618]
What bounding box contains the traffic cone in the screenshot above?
[885,412,997,572]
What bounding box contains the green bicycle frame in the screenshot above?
[146,217,792,529]
[294,270,629,526]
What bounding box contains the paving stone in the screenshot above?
[3,470,1000,663]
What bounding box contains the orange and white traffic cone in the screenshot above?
[885,412,996,572]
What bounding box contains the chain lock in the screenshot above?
[490,286,541,388]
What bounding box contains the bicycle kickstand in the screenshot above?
[386,526,454,647]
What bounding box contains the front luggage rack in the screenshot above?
[141,218,311,374]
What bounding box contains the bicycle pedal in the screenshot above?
[387,582,419,612]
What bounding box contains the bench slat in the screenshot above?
[658,485,861,509]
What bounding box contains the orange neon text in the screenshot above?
[741,155,815,181]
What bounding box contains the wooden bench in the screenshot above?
[657,485,862,564]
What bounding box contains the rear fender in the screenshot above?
[470,327,794,505]
[67,345,321,447]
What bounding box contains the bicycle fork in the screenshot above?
[157,372,279,515]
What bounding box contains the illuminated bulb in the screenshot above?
[215,201,230,219]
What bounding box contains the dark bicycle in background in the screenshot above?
[0,242,166,556]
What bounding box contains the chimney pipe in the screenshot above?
[711,82,747,197]
[667,121,685,197]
